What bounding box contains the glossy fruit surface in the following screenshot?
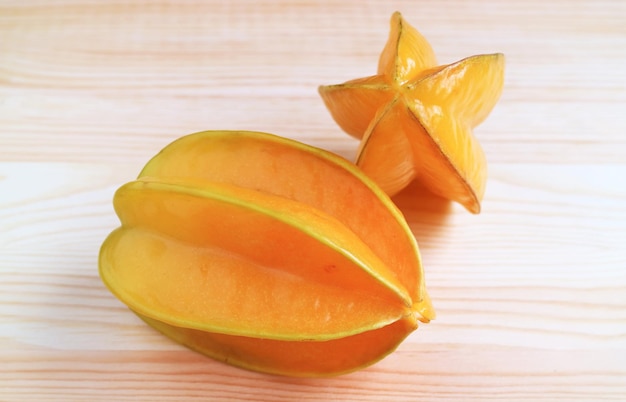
[319,12,505,213]
[99,130,433,377]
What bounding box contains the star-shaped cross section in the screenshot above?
[319,12,504,213]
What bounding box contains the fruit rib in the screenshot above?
[378,11,437,84]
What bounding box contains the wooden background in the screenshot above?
[2,1,625,400]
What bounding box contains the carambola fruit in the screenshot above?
[99,130,434,377]
[319,12,505,213]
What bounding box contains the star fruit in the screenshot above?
[100,131,434,377]
[319,12,505,213]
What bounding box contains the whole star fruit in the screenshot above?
[319,11,505,213]
[99,130,434,377]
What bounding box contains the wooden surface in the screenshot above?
[2,1,626,401]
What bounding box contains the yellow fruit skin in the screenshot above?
[139,314,417,378]
[99,130,433,377]
[319,12,505,213]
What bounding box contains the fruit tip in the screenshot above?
[413,291,435,323]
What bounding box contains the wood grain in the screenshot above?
[1,1,625,401]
